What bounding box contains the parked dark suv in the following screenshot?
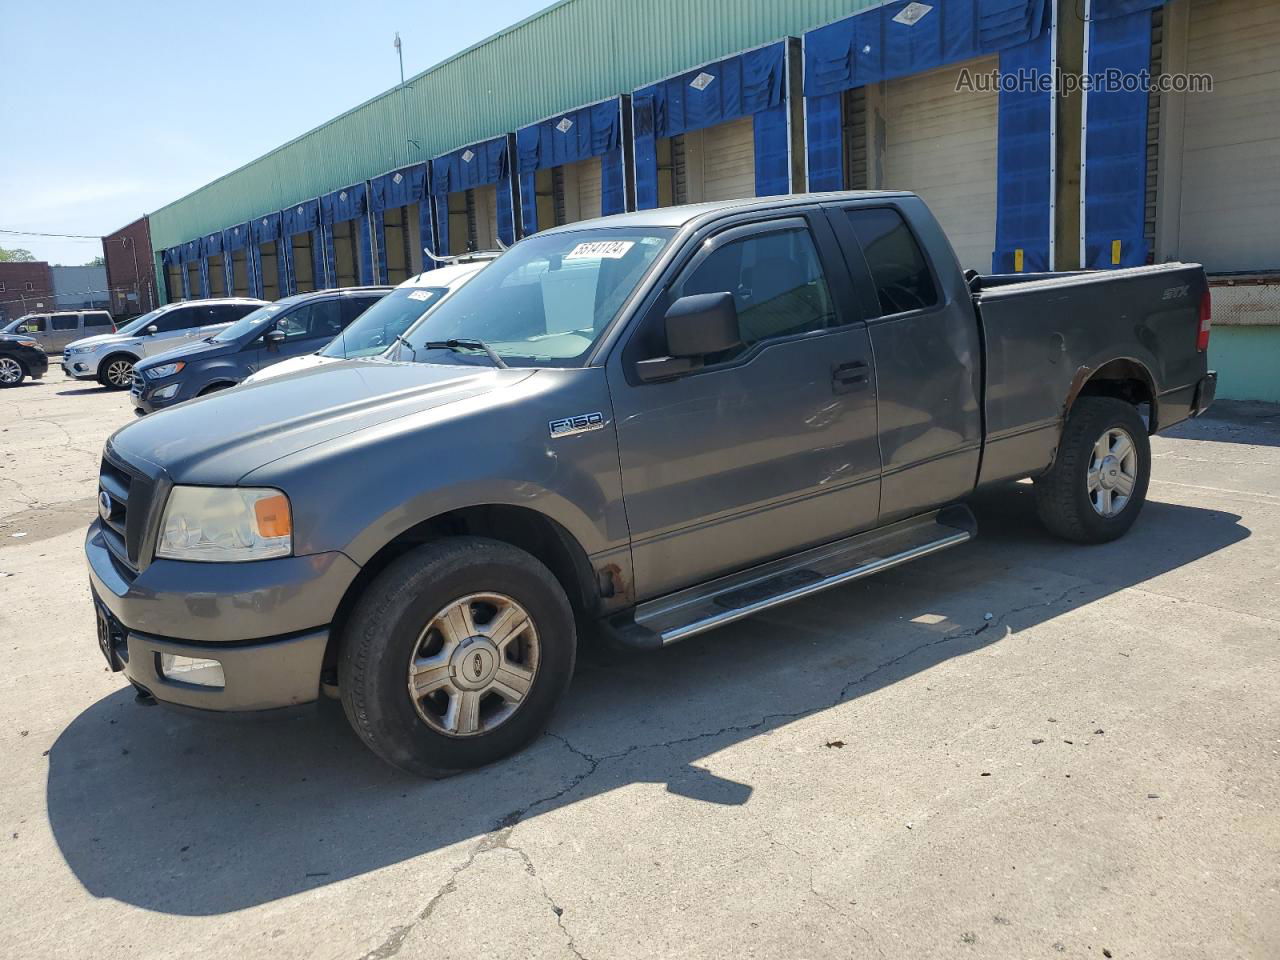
[0,332,48,386]
[131,287,390,413]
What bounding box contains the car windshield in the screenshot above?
[320,287,448,360]
[400,228,674,367]
[212,300,293,343]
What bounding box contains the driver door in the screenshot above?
[606,214,882,601]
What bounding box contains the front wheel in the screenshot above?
[1034,397,1151,543]
[98,355,135,390]
[0,357,26,387]
[339,537,577,777]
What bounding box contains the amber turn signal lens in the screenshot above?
[253,494,292,539]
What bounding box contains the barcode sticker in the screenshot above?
[565,241,634,260]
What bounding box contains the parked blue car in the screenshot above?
[131,287,390,413]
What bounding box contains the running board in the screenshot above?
[609,506,976,649]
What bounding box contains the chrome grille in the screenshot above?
[98,453,156,574]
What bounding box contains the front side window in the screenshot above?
[846,208,938,315]
[402,228,673,366]
[276,299,342,341]
[21,316,47,332]
[675,225,836,362]
[212,300,294,343]
[152,307,198,333]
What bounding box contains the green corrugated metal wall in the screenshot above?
[148,0,877,254]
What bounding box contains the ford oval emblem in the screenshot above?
[98,490,113,521]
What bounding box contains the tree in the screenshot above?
[0,247,36,262]
[85,255,105,267]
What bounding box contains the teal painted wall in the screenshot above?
[1208,327,1280,404]
[148,0,877,253]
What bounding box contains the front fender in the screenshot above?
[240,367,630,565]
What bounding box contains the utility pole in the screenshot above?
[394,32,410,167]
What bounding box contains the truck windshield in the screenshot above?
[321,287,448,360]
[400,228,673,367]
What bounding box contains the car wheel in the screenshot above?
[339,537,577,777]
[1034,397,1151,544]
[0,357,26,387]
[98,355,135,390]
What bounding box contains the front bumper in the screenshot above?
[61,353,101,379]
[131,375,187,413]
[21,350,47,378]
[85,520,361,712]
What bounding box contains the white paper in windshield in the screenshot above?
[565,240,634,260]
[407,290,433,301]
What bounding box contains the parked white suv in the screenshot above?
[62,298,265,389]
[243,259,492,384]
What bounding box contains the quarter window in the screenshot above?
[85,313,112,328]
[846,208,938,315]
[675,225,835,362]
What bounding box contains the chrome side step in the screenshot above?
[619,506,975,647]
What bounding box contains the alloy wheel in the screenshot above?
[1087,426,1138,518]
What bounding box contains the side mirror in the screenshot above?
[145,325,158,335]
[265,329,286,350]
[636,293,740,383]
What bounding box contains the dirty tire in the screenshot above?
[1034,397,1150,544]
[339,537,576,777]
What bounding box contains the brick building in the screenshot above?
[0,261,54,325]
[101,216,157,319]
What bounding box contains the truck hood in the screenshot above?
[108,360,534,484]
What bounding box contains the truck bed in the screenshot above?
[971,262,1210,487]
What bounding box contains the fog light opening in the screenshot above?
[157,653,225,689]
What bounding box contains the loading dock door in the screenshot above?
[291,234,317,293]
[661,115,756,205]
[381,204,423,283]
[331,220,361,287]
[207,255,227,297]
[230,249,249,296]
[1174,0,1280,272]
[535,156,604,228]
[447,185,498,255]
[259,242,280,300]
[185,262,201,299]
[880,57,999,272]
[165,263,183,302]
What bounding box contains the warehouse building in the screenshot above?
[122,0,1276,401]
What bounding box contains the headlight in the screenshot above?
[146,361,185,379]
[156,486,292,562]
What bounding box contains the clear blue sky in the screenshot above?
[0,0,552,266]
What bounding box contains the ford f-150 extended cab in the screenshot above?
[85,192,1216,776]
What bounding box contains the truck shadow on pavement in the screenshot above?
[45,486,1249,916]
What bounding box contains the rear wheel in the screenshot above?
[98,355,135,390]
[1034,397,1150,543]
[339,537,576,777]
[0,357,26,387]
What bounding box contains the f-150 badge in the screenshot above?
[549,412,604,438]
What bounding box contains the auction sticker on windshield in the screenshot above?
[408,290,433,301]
[565,240,634,260]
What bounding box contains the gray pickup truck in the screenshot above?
[85,192,1216,776]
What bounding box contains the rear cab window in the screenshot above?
[845,208,939,315]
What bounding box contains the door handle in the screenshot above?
[831,360,869,393]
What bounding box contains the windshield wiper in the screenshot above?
[392,333,418,361]
[420,338,508,369]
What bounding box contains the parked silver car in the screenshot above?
[1,310,114,353]
[61,298,265,389]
